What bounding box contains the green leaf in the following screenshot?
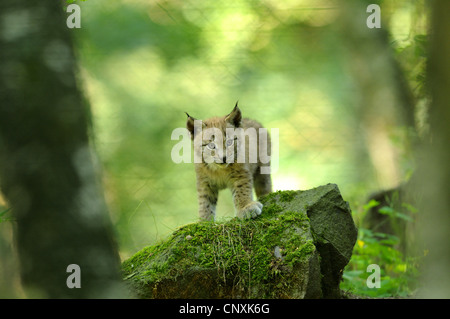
[363,199,380,212]
[393,211,414,222]
[378,206,395,216]
[414,34,428,58]
[0,208,11,217]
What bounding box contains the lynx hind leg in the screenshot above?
[253,168,272,199]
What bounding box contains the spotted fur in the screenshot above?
[186,103,272,221]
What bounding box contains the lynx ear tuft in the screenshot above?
[186,112,196,139]
[225,101,242,127]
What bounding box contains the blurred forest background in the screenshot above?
[0,0,438,298]
[77,0,426,250]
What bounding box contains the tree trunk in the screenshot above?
[416,0,450,298]
[0,1,125,298]
[338,0,417,190]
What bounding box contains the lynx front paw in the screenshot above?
[237,201,263,219]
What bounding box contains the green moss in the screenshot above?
[278,190,297,202]
[122,205,316,298]
[284,240,315,265]
[260,190,297,204]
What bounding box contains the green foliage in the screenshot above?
[342,200,420,298]
[63,0,88,14]
[0,207,13,223]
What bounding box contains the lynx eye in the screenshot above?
[226,139,234,147]
[207,142,216,150]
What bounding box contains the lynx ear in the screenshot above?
[225,101,242,127]
[186,112,204,140]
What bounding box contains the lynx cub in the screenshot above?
[186,103,272,221]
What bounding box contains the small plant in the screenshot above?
[341,200,420,298]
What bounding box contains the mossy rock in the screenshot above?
[261,183,358,298]
[122,183,357,299]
